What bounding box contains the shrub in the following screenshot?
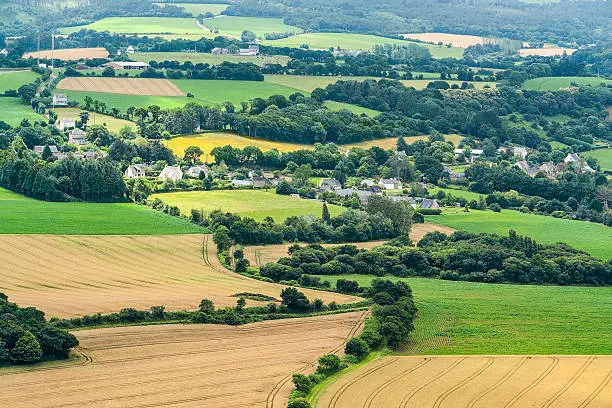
[345,338,370,360]
[316,354,344,375]
[288,398,312,408]
[490,203,502,213]
[292,373,312,393]
[418,208,442,215]
[11,331,42,363]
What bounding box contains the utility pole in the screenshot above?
[51,29,55,69]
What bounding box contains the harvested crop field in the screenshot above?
[244,224,455,267]
[518,47,576,56]
[0,234,359,318]
[0,311,366,408]
[401,33,484,48]
[56,77,185,96]
[23,47,109,61]
[316,355,612,408]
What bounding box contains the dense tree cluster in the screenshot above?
[0,293,78,365]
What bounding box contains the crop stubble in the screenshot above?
[56,77,185,96]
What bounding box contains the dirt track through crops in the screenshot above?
[0,234,359,318]
[0,312,366,408]
[56,77,185,96]
[317,356,612,408]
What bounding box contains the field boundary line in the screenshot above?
[399,357,466,408]
[541,356,595,408]
[432,357,494,408]
[577,366,612,408]
[503,357,559,408]
[363,357,432,408]
[466,356,528,408]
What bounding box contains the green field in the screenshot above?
[0,187,204,235]
[522,76,612,90]
[150,190,345,222]
[583,148,612,172]
[323,100,381,116]
[0,70,39,93]
[154,2,228,16]
[427,186,483,200]
[61,17,209,37]
[0,98,44,126]
[261,33,463,59]
[131,52,291,66]
[313,275,612,355]
[203,16,303,38]
[264,74,378,92]
[429,208,612,259]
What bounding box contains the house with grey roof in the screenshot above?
[124,164,147,179]
[159,166,183,181]
[420,198,440,209]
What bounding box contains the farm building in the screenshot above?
[231,179,253,187]
[102,61,150,70]
[33,145,59,155]
[379,178,402,190]
[159,166,183,181]
[335,188,372,204]
[68,129,87,145]
[186,165,209,178]
[211,47,228,55]
[124,164,147,179]
[52,94,68,107]
[455,148,483,162]
[420,198,440,209]
[319,178,342,191]
[238,45,260,56]
[126,46,135,54]
[57,118,75,131]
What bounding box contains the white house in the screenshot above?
[159,166,183,181]
[564,153,580,163]
[378,178,402,190]
[124,164,147,179]
[186,165,209,178]
[564,153,595,173]
[126,45,135,54]
[68,129,87,145]
[52,94,68,107]
[57,118,75,131]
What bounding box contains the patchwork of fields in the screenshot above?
[202,16,303,38]
[0,234,359,318]
[316,355,612,408]
[0,312,366,408]
[22,47,109,61]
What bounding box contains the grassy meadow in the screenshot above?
[429,208,612,259]
[323,101,381,116]
[522,76,612,90]
[61,17,210,38]
[150,190,345,222]
[54,108,136,133]
[203,16,303,38]
[131,52,291,66]
[583,148,612,172]
[264,74,378,93]
[261,33,463,58]
[0,188,203,235]
[153,2,228,16]
[0,98,44,126]
[312,275,612,355]
[0,70,39,93]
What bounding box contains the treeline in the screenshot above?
[259,230,611,288]
[1,293,78,365]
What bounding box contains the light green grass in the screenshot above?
[150,190,345,222]
[323,100,381,116]
[0,70,39,93]
[261,33,463,59]
[427,186,483,200]
[0,188,205,235]
[583,148,612,172]
[203,16,303,38]
[313,275,612,355]
[429,208,612,259]
[0,98,44,126]
[264,74,378,92]
[154,2,228,16]
[522,76,612,91]
[61,17,208,37]
[131,52,291,66]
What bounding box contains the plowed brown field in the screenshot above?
[0,234,359,318]
[56,77,185,96]
[23,47,110,61]
[244,223,455,267]
[0,311,366,408]
[317,355,612,408]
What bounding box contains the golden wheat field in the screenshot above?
[56,77,186,96]
[0,311,366,408]
[22,47,110,61]
[317,355,612,408]
[244,224,455,267]
[401,33,484,48]
[0,234,359,318]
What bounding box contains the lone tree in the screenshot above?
[322,202,331,224]
[596,186,612,211]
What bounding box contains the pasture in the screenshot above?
[429,208,612,259]
[0,70,39,93]
[583,148,612,172]
[53,108,136,133]
[0,98,44,126]
[401,32,485,48]
[0,234,359,318]
[314,276,612,355]
[0,312,366,408]
[56,77,186,96]
[131,51,291,66]
[203,16,303,38]
[264,74,378,93]
[22,47,109,61]
[323,100,382,116]
[154,2,228,16]
[261,33,464,59]
[61,17,209,38]
[0,187,202,235]
[316,355,612,408]
[522,76,612,90]
[150,190,345,222]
